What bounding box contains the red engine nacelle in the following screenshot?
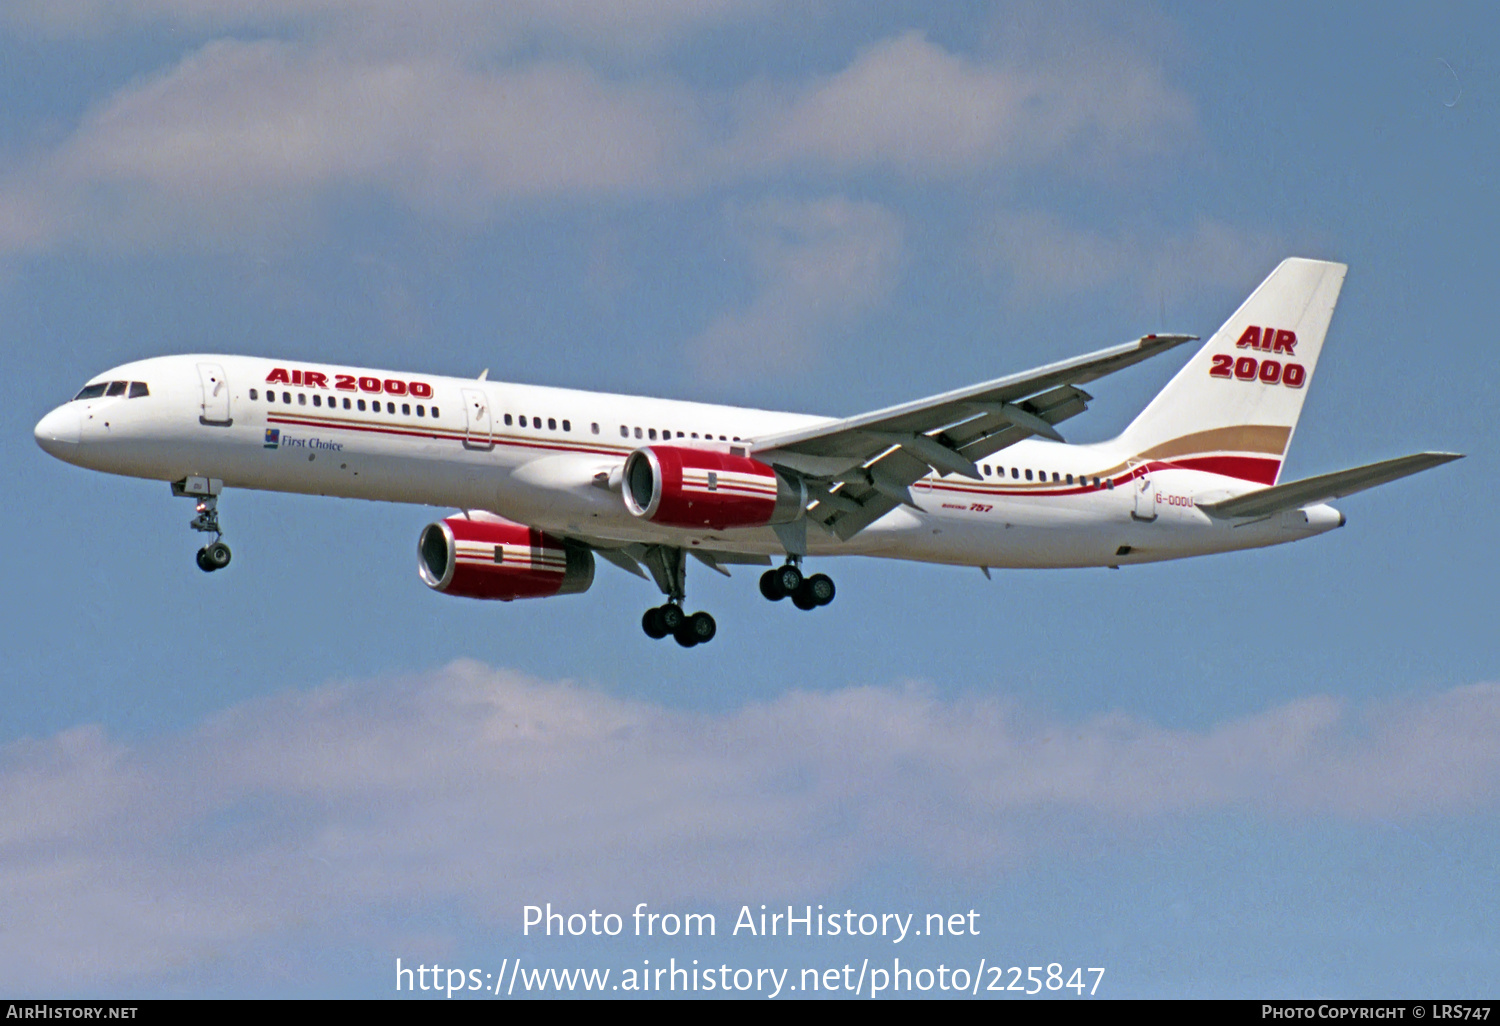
[622,446,806,529]
[418,515,593,601]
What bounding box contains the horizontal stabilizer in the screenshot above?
[1200,452,1463,519]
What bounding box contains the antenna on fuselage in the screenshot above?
[478,369,489,380]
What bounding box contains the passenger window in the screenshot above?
[387,402,395,414]
[548,418,557,431]
[504,413,512,426]
[983,465,991,476]
[635,427,643,439]
[562,420,571,432]
[298,393,307,405]
[590,422,598,434]
[73,383,109,401]
[129,382,149,398]
[1066,473,1073,484]
[648,428,657,440]
[431,406,439,417]
[250,388,259,400]
[344,398,352,410]
[417,405,425,416]
[313,395,321,407]
[266,391,275,403]
[691,433,699,439]
[620,425,628,438]
[1053,472,1059,482]
[106,381,127,397]
[402,403,410,415]
[1011,468,1018,479]
[1025,469,1033,481]
[358,399,366,411]
[282,392,291,404]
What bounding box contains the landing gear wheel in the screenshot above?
[759,568,786,601]
[673,612,717,648]
[642,607,668,639]
[658,604,686,633]
[672,611,716,647]
[792,586,818,610]
[806,573,834,606]
[196,547,214,573]
[774,563,803,596]
[206,541,232,570]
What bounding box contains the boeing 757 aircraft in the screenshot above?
[34,258,1459,647]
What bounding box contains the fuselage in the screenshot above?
[33,353,1342,571]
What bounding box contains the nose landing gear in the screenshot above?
[174,477,232,573]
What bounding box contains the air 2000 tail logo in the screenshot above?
[1208,325,1306,388]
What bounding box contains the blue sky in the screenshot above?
[2,0,1496,998]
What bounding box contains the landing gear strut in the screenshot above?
[174,477,232,573]
[637,545,717,647]
[759,560,835,610]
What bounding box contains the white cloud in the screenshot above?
[4,0,773,55]
[2,661,1498,989]
[2,40,704,253]
[973,209,1283,305]
[0,15,1199,257]
[725,30,1193,178]
[686,196,904,380]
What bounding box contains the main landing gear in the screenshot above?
[175,478,232,573]
[759,561,835,611]
[642,604,717,648]
[637,546,717,648]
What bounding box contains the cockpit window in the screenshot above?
[129,382,149,398]
[73,383,109,401]
[105,381,128,397]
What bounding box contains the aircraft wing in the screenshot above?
[751,333,1198,539]
[1199,452,1464,519]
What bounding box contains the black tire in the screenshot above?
[687,611,716,644]
[792,585,818,610]
[775,564,803,595]
[807,573,835,606]
[207,541,232,569]
[672,623,699,647]
[642,607,668,639]
[658,604,686,632]
[759,568,785,601]
[195,547,215,573]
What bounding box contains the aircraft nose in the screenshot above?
[34,405,81,458]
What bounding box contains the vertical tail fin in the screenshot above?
[1115,257,1346,485]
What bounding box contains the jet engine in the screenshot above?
[621,446,806,530]
[418,515,593,600]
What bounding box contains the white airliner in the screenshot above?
[34,258,1459,647]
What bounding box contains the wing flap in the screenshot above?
[1200,452,1463,519]
[753,334,1195,463]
